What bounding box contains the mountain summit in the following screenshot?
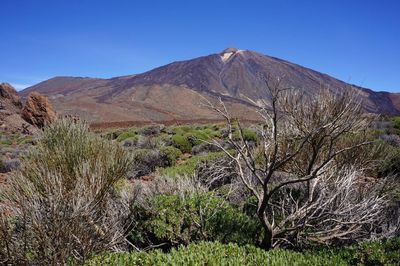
[21,48,400,123]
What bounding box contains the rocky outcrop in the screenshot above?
[21,92,56,128]
[0,83,29,133]
[1,83,56,133]
[0,83,22,109]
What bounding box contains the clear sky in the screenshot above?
[1,0,399,92]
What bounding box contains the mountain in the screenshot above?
[21,48,400,124]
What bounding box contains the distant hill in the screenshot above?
[21,48,400,123]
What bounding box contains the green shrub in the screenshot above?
[87,238,400,265]
[130,193,260,248]
[159,152,224,177]
[378,145,400,177]
[171,125,193,135]
[252,146,266,168]
[172,134,192,153]
[102,130,119,140]
[0,158,4,172]
[197,125,221,138]
[153,134,173,147]
[159,146,182,166]
[0,118,133,265]
[86,241,347,266]
[233,128,258,142]
[0,139,12,146]
[116,130,137,142]
[185,129,210,143]
[170,126,218,152]
[333,238,400,265]
[390,116,400,131]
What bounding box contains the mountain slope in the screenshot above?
[21,48,400,123]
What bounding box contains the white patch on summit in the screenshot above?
[220,48,245,63]
[221,52,234,62]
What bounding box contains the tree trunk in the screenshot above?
[257,210,273,250]
[260,228,273,250]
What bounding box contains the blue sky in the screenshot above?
[1,0,399,92]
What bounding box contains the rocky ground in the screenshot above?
[0,83,55,177]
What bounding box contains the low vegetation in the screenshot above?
[159,152,224,177]
[1,84,400,264]
[86,239,400,266]
[86,241,347,266]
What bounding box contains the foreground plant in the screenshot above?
[205,77,389,249]
[85,241,348,266]
[0,118,135,264]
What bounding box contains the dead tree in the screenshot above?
[204,77,388,249]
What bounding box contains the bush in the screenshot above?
[87,238,400,265]
[170,126,218,153]
[349,238,400,265]
[0,139,11,146]
[136,135,159,149]
[138,124,163,136]
[172,134,192,153]
[196,156,238,190]
[102,130,119,140]
[86,241,347,266]
[17,135,34,145]
[159,152,224,177]
[380,134,400,147]
[159,146,182,166]
[183,131,209,145]
[0,158,4,172]
[130,149,168,178]
[0,118,134,265]
[191,142,221,155]
[129,192,259,248]
[378,146,400,177]
[116,130,137,142]
[154,134,173,147]
[130,146,182,178]
[391,116,400,131]
[122,136,139,147]
[1,159,20,172]
[233,128,258,142]
[315,237,400,266]
[170,125,193,135]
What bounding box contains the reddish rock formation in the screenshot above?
[0,83,30,133]
[21,92,56,128]
[0,83,22,109]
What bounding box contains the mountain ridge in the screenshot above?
[20,48,400,123]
